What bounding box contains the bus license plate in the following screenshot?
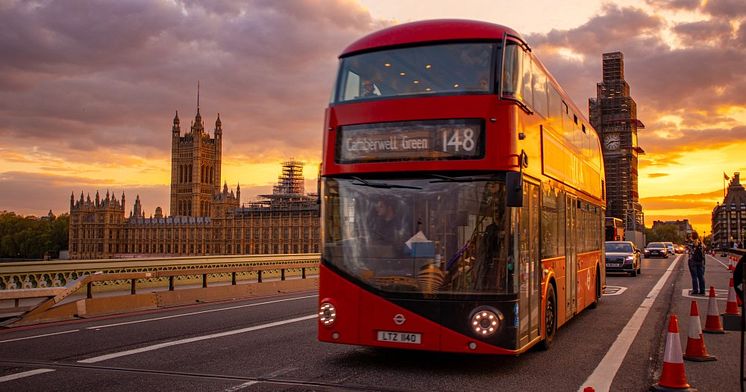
[377,331,421,344]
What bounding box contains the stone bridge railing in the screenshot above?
[0,254,321,291]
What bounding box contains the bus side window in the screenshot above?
[547,84,562,131]
[532,60,547,117]
[502,42,521,98]
[520,50,533,108]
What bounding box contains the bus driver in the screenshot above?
[361,80,378,97]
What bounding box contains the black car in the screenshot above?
[644,242,668,258]
[605,241,641,276]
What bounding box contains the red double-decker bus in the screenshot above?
[317,20,605,354]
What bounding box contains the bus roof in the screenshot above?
[341,19,523,57]
[340,20,593,128]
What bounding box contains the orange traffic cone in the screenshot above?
[725,278,740,315]
[683,301,716,362]
[703,286,725,334]
[651,315,697,391]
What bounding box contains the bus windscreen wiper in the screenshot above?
[428,174,497,183]
[351,176,422,189]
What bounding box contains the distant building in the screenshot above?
[651,219,693,239]
[68,104,319,260]
[712,172,746,249]
[589,52,646,243]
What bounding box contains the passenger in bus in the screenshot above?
[369,197,407,247]
[361,80,379,97]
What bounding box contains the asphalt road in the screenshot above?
[0,253,740,391]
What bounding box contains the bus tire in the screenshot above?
[589,269,601,309]
[539,286,557,350]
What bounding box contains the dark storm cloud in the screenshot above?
[527,4,746,134]
[642,126,746,155]
[673,20,735,43]
[530,5,663,57]
[0,0,379,162]
[702,0,746,17]
[641,188,721,210]
[645,0,700,12]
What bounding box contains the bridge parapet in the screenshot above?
[0,254,320,291]
[1,257,321,326]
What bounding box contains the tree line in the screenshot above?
[0,211,68,260]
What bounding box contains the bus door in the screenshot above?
[565,195,577,320]
[517,181,541,347]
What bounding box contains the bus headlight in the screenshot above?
[470,308,501,337]
[319,302,337,327]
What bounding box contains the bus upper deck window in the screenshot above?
[502,42,520,98]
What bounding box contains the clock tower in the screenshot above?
[589,52,646,242]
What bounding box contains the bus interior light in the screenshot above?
[319,302,337,327]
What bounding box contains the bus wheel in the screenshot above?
[539,287,556,350]
[590,270,601,309]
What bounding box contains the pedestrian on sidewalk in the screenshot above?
[688,232,706,295]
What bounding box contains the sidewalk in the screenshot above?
[666,253,743,392]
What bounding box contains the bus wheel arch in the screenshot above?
[590,266,601,309]
[539,279,557,350]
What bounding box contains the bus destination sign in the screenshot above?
[336,119,484,163]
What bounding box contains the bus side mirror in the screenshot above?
[506,171,523,207]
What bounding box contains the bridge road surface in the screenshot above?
[0,253,729,392]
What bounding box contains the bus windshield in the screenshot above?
[335,43,498,103]
[322,175,516,296]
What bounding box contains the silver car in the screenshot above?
[605,241,642,277]
[664,242,675,256]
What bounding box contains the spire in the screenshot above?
[223,181,228,194]
[172,110,181,136]
[214,112,222,136]
[192,82,203,134]
[133,194,143,218]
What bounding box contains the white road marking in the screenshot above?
[224,381,259,391]
[0,329,79,344]
[602,286,627,296]
[579,254,682,392]
[0,368,55,383]
[680,289,727,300]
[707,254,729,269]
[87,294,317,330]
[78,314,317,363]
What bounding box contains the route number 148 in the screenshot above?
[441,128,476,153]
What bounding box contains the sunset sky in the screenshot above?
[1,0,744,235]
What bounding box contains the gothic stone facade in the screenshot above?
[69,109,319,260]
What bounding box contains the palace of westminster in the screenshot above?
[68,105,319,260]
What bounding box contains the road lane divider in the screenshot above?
[706,254,729,269]
[78,314,317,364]
[0,368,55,383]
[87,294,317,330]
[579,254,682,392]
[0,329,79,344]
